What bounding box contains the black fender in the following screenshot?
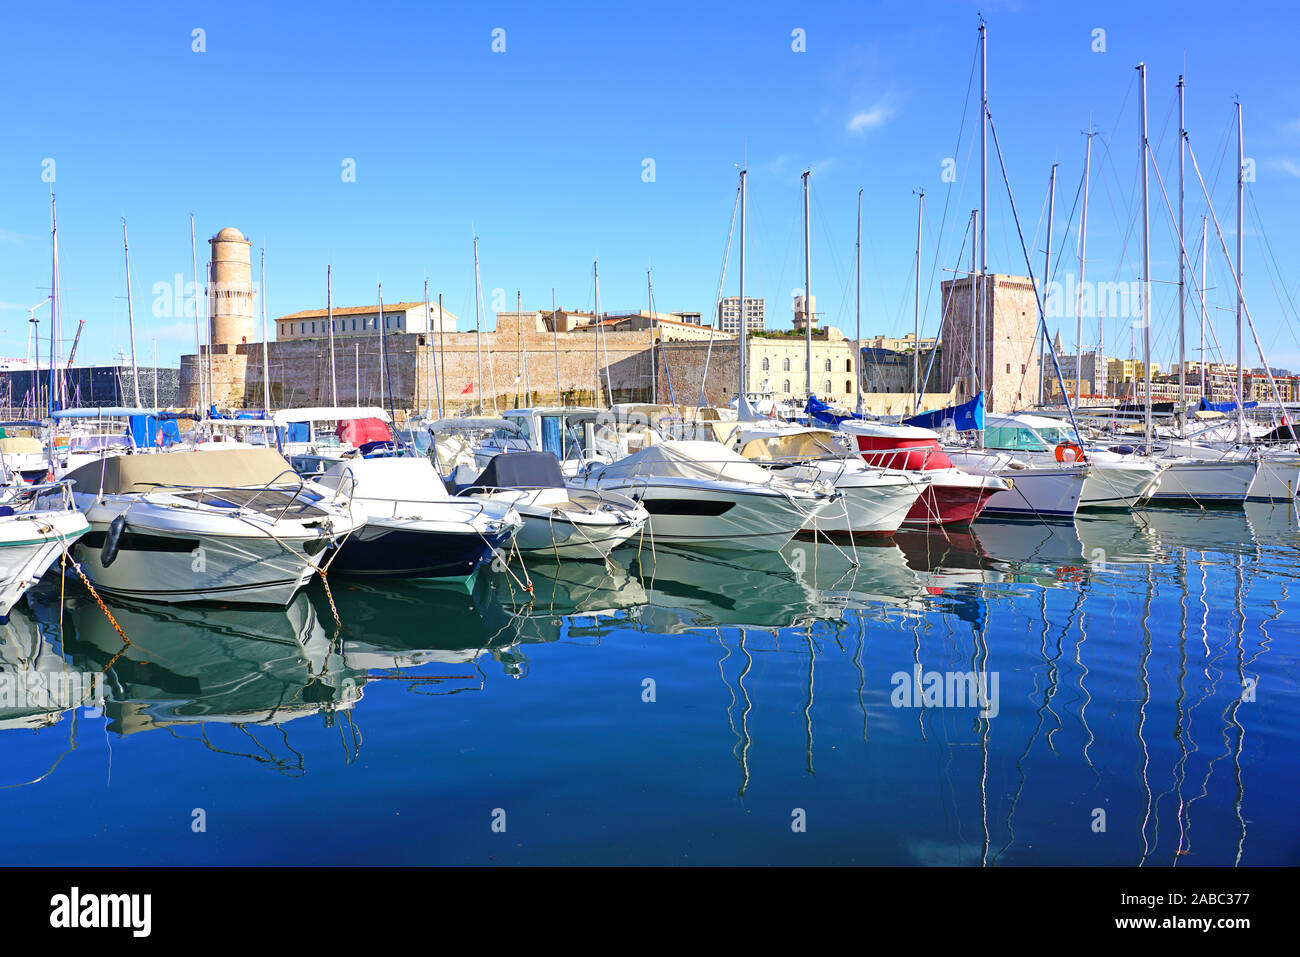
[101,515,127,568]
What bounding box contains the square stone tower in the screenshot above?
[938,273,1042,413]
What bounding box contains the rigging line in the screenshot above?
[924,30,983,333]
[698,179,741,406]
[1245,191,1300,355]
[986,110,1085,444]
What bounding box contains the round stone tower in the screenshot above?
[208,226,255,345]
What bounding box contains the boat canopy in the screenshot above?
[470,451,566,490]
[63,448,298,494]
[426,417,526,436]
[0,436,42,454]
[593,440,775,486]
[1197,397,1259,414]
[336,417,392,447]
[272,406,392,426]
[839,420,939,441]
[318,456,452,502]
[52,407,155,419]
[736,428,851,461]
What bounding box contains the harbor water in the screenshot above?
[1,504,1296,865]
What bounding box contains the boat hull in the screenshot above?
[0,511,91,617]
[329,520,513,579]
[1145,459,1257,507]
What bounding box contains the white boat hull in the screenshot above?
[1247,453,1300,502]
[579,480,832,552]
[0,510,91,616]
[979,466,1087,519]
[1146,458,1257,506]
[71,502,342,606]
[1080,461,1163,510]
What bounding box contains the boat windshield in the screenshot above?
[986,423,1083,449]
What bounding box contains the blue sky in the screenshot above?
[3,0,1300,375]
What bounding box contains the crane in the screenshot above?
[65,319,86,368]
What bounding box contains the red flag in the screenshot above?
[460,382,474,394]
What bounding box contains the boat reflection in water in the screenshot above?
[328,575,527,679]
[25,584,364,750]
[0,604,93,732]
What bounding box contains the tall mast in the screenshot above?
[261,249,271,413]
[969,208,981,447]
[515,289,523,407]
[1040,166,1056,406]
[1177,76,1187,416]
[913,188,924,412]
[327,265,337,406]
[376,284,385,404]
[49,194,60,416]
[438,292,446,418]
[473,233,484,413]
[190,215,204,416]
[121,219,142,407]
[594,260,611,406]
[1078,134,1093,405]
[424,279,433,417]
[591,260,599,404]
[648,267,657,405]
[802,169,812,398]
[1200,216,1208,400]
[1235,101,1245,434]
[378,283,395,420]
[1138,62,1153,447]
[738,168,747,403]
[855,189,863,415]
[979,18,988,407]
[552,288,560,405]
[153,338,158,408]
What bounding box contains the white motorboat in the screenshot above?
[53,448,364,605]
[461,450,648,560]
[728,424,925,534]
[977,414,1163,511]
[838,420,1011,526]
[0,481,91,618]
[570,440,839,552]
[941,448,1090,521]
[314,456,522,578]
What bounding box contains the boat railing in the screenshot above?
[134,469,337,523]
[8,478,78,512]
[458,483,643,516]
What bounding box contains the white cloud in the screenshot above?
[847,98,895,135]
[1270,157,1300,178]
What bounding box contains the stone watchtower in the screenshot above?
[208,227,256,346]
[178,226,253,409]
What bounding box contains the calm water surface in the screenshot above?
[1,504,1296,865]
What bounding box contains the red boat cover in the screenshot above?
[853,434,953,471]
[337,417,392,447]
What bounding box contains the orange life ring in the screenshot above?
[1055,442,1084,464]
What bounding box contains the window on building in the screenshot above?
[846,380,852,393]
[824,358,832,372]
[300,323,305,334]
[311,322,316,334]
[762,357,770,371]
[846,359,853,372]
[824,380,832,394]
[783,380,791,393]
[1006,364,1011,374]
[352,318,357,331]
[397,315,403,328]
[783,358,790,372]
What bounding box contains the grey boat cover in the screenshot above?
[471,451,566,490]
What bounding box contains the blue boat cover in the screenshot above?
[127,414,182,448]
[905,392,985,433]
[1197,397,1258,413]
[470,451,566,490]
[805,395,864,427]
